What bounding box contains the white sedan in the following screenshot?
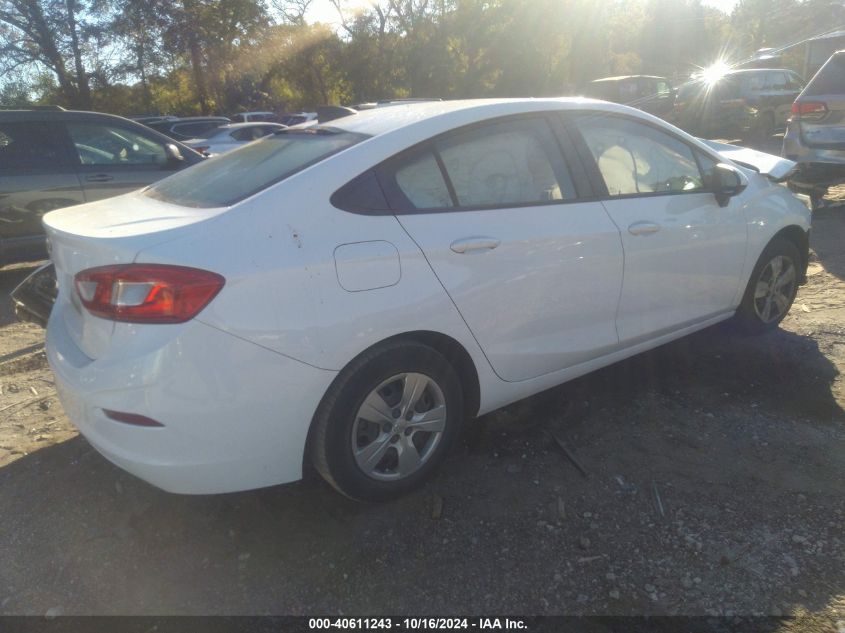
[43,99,810,501]
[184,122,286,155]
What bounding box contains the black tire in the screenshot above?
[310,340,464,502]
[734,237,801,335]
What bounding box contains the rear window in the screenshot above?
[804,54,845,96]
[146,129,367,208]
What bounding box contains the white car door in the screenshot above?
[386,116,625,382]
[566,113,748,343]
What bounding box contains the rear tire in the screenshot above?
[310,341,464,502]
[733,237,800,335]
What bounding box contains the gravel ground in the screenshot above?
[0,175,843,621]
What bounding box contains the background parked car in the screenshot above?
[674,68,804,140]
[131,115,178,126]
[230,111,281,122]
[279,112,318,126]
[184,122,286,154]
[145,116,230,141]
[783,50,845,206]
[582,75,676,121]
[0,108,204,267]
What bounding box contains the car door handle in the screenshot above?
[628,221,661,236]
[85,174,113,183]
[450,237,501,254]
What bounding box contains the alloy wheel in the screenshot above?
[753,255,796,324]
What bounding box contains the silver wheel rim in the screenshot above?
[753,255,796,324]
[351,373,446,481]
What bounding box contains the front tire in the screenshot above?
[734,237,800,334]
[310,341,464,501]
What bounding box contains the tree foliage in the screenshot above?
[1,0,842,115]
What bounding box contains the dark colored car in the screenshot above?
[674,68,804,140]
[131,115,178,125]
[230,111,281,123]
[145,116,230,141]
[582,75,676,121]
[11,261,56,326]
[783,50,845,205]
[0,109,204,267]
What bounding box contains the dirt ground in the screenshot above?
[0,188,844,620]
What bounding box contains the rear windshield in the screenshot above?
[804,54,845,96]
[146,129,367,208]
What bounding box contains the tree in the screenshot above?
[0,0,105,107]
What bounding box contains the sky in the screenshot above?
[304,0,741,26]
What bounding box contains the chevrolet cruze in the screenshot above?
[44,99,811,501]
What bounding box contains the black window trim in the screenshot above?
[333,112,595,216]
[561,110,722,203]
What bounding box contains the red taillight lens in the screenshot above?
[194,145,210,153]
[791,101,828,121]
[74,264,225,323]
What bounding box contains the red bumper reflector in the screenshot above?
[103,409,164,427]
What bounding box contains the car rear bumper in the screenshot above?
[783,122,845,187]
[46,301,337,494]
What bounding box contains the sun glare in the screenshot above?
[700,60,732,85]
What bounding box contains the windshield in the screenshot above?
[146,129,368,208]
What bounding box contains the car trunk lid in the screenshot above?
[43,192,227,360]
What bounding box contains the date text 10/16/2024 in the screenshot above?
[308,618,528,630]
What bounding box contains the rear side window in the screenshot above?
[437,119,570,207]
[804,54,845,96]
[381,117,574,212]
[745,73,766,92]
[171,122,222,138]
[146,130,367,208]
[767,72,789,90]
[576,115,704,196]
[0,121,70,169]
[395,151,453,209]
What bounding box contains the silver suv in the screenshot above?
[0,108,204,267]
[783,51,845,205]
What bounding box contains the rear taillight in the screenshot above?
[194,145,210,153]
[74,264,225,323]
[791,101,828,121]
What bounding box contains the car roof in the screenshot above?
[218,122,284,129]
[0,109,148,123]
[325,97,628,137]
[591,75,667,82]
[725,67,795,76]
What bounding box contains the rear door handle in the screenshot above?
[85,174,114,183]
[450,237,501,254]
[628,221,661,236]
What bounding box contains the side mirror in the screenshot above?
[711,163,747,207]
[165,143,184,166]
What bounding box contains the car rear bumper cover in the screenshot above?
[46,301,337,494]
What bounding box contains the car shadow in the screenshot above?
[1,323,843,615]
